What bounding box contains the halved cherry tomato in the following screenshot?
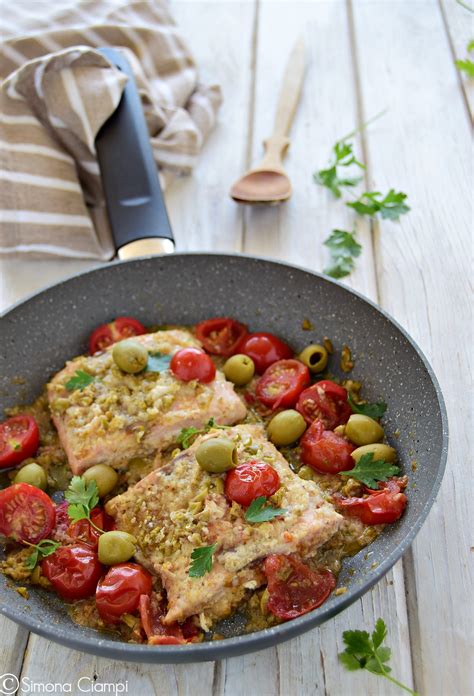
[300,420,355,474]
[263,554,336,620]
[237,332,293,373]
[256,359,310,409]
[0,483,55,544]
[0,415,39,469]
[225,460,280,507]
[67,507,114,549]
[89,316,146,354]
[42,543,103,600]
[96,563,153,624]
[336,480,407,525]
[296,380,352,429]
[195,317,248,356]
[170,348,216,383]
[139,593,199,645]
[52,501,70,541]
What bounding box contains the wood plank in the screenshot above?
[351,1,473,695]
[0,616,29,676]
[241,2,414,695]
[440,0,474,118]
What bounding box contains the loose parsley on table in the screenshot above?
[145,352,172,373]
[189,543,217,578]
[323,229,362,279]
[347,189,410,221]
[340,453,400,489]
[339,618,419,695]
[313,141,364,198]
[348,393,387,419]
[455,40,474,76]
[244,496,287,524]
[24,539,60,570]
[65,476,102,531]
[65,369,94,392]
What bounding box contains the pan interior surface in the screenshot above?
[0,254,447,663]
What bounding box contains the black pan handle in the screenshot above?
[95,47,174,258]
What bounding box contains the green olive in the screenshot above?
[333,425,346,436]
[298,344,329,373]
[351,443,397,464]
[195,438,238,473]
[223,354,255,386]
[112,339,148,374]
[83,464,118,497]
[267,410,306,446]
[345,414,384,446]
[98,531,137,565]
[13,463,47,490]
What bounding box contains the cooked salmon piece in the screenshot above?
[47,329,246,475]
[106,424,342,627]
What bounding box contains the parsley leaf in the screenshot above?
[455,57,474,77]
[65,369,94,392]
[323,229,362,279]
[340,453,400,488]
[244,496,287,524]
[25,539,60,570]
[314,142,364,198]
[189,543,217,578]
[348,393,387,419]
[347,189,410,221]
[65,476,100,527]
[145,352,172,373]
[177,418,223,449]
[339,618,418,695]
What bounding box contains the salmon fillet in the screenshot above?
[47,329,246,475]
[106,424,343,626]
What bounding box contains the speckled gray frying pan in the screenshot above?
[0,52,448,664]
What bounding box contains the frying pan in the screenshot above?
[0,50,448,663]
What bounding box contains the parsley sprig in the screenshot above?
[348,394,387,419]
[323,229,362,279]
[189,543,217,577]
[65,476,102,532]
[455,40,474,76]
[244,496,287,524]
[24,539,60,570]
[347,189,410,221]
[340,453,400,489]
[177,418,228,449]
[339,618,418,695]
[65,370,94,392]
[313,141,364,198]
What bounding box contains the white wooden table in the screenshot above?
[0,2,472,694]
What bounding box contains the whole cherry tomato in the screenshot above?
[89,317,146,354]
[237,332,293,373]
[296,380,352,429]
[336,480,407,525]
[170,348,216,383]
[256,359,310,409]
[0,483,55,544]
[300,420,355,474]
[0,415,39,469]
[263,554,336,620]
[195,318,248,356]
[96,563,153,624]
[225,460,280,507]
[42,543,103,600]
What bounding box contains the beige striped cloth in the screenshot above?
[0,0,222,259]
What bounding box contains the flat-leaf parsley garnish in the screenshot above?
[348,394,387,419]
[323,229,362,279]
[177,418,227,449]
[347,189,410,221]
[24,539,60,570]
[189,543,217,578]
[65,476,102,531]
[244,496,287,524]
[145,352,172,373]
[340,453,400,489]
[339,618,418,695]
[65,370,94,391]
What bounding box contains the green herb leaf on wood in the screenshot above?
[323,229,362,279]
[347,189,410,221]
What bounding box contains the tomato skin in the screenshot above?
[296,380,352,429]
[336,481,407,524]
[89,316,146,354]
[195,318,248,356]
[237,332,293,373]
[170,348,216,383]
[96,563,153,624]
[225,460,280,507]
[139,593,199,644]
[42,543,103,600]
[256,359,310,409]
[0,483,55,544]
[263,554,336,620]
[67,507,114,549]
[300,420,355,474]
[0,415,40,468]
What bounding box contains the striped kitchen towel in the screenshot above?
[0,0,222,259]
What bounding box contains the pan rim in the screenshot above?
[0,252,449,662]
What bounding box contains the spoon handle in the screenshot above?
[272,37,306,139]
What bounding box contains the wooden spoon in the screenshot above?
[230,37,305,204]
